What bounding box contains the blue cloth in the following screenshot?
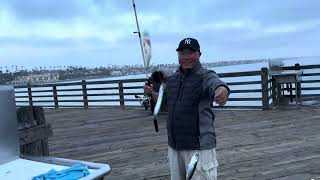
[32,164,90,180]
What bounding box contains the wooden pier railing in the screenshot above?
[13,64,320,110]
[283,64,320,101]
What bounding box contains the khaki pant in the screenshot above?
[168,146,218,180]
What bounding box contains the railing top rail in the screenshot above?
[283,64,320,70]
[218,70,261,78]
[14,78,148,89]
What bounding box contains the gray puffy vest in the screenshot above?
[166,68,204,150]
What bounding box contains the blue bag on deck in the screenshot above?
[32,164,90,180]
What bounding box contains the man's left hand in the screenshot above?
[214,86,229,106]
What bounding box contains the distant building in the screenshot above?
[10,73,59,84]
[110,70,122,76]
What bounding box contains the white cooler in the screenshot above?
[0,86,110,180]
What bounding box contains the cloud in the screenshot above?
[0,0,319,68]
[0,1,165,47]
[1,0,88,20]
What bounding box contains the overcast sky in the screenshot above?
[0,0,319,69]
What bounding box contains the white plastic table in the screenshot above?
[0,155,110,180]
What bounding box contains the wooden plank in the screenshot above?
[226,81,261,86]
[17,107,50,156]
[87,93,120,96]
[213,106,262,109]
[56,94,83,97]
[230,89,262,93]
[29,95,55,98]
[303,73,320,77]
[82,80,88,109]
[53,85,59,108]
[14,91,28,93]
[301,94,320,98]
[15,101,30,103]
[17,105,56,108]
[30,90,53,93]
[14,83,54,88]
[15,96,29,98]
[86,87,120,91]
[271,78,277,104]
[302,80,320,83]
[86,80,121,85]
[88,99,122,102]
[123,93,144,96]
[52,105,84,108]
[27,83,33,106]
[57,100,85,102]
[261,67,269,110]
[121,78,148,83]
[19,124,53,145]
[218,71,261,78]
[30,100,54,103]
[299,64,320,69]
[123,86,144,89]
[56,88,83,92]
[85,78,145,85]
[42,81,82,87]
[302,87,320,91]
[283,64,320,70]
[43,107,320,179]
[227,97,262,101]
[122,99,142,101]
[118,82,125,108]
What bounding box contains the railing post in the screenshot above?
[53,85,58,108]
[82,80,88,109]
[294,63,302,102]
[261,67,269,110]
[118,81,125,109]
[271,78,277,105]
[294,63,301,70]
[27,82,33,107]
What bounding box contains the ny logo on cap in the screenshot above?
[184,39,191,44]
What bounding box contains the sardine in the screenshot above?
[186,152,199,180]
[152,83,165,132]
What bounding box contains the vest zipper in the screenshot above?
[171,76,184,148]
[178,76,184,100]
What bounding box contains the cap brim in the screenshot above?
[176,46,198,51]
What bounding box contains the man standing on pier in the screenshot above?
[144,37,230,180]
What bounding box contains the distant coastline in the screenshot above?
[0,56,315,85]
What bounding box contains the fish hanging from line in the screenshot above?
[186,151,199,180]
[152,83,165,132]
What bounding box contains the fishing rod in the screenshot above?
[132,0,158,132]
[132,0,147,69]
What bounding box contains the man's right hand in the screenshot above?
[143,82,153,95]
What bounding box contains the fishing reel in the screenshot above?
[134,94,149,110]
[135,70,166,111]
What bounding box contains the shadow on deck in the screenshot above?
[44,106,320,180]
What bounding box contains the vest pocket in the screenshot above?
[195,149,219,180]
[196,160,218,180]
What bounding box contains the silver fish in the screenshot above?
[152,83,165,132]
[186,152,199,180]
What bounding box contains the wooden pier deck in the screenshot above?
[44,106,320,180]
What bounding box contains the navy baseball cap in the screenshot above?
[176,38,200,52]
